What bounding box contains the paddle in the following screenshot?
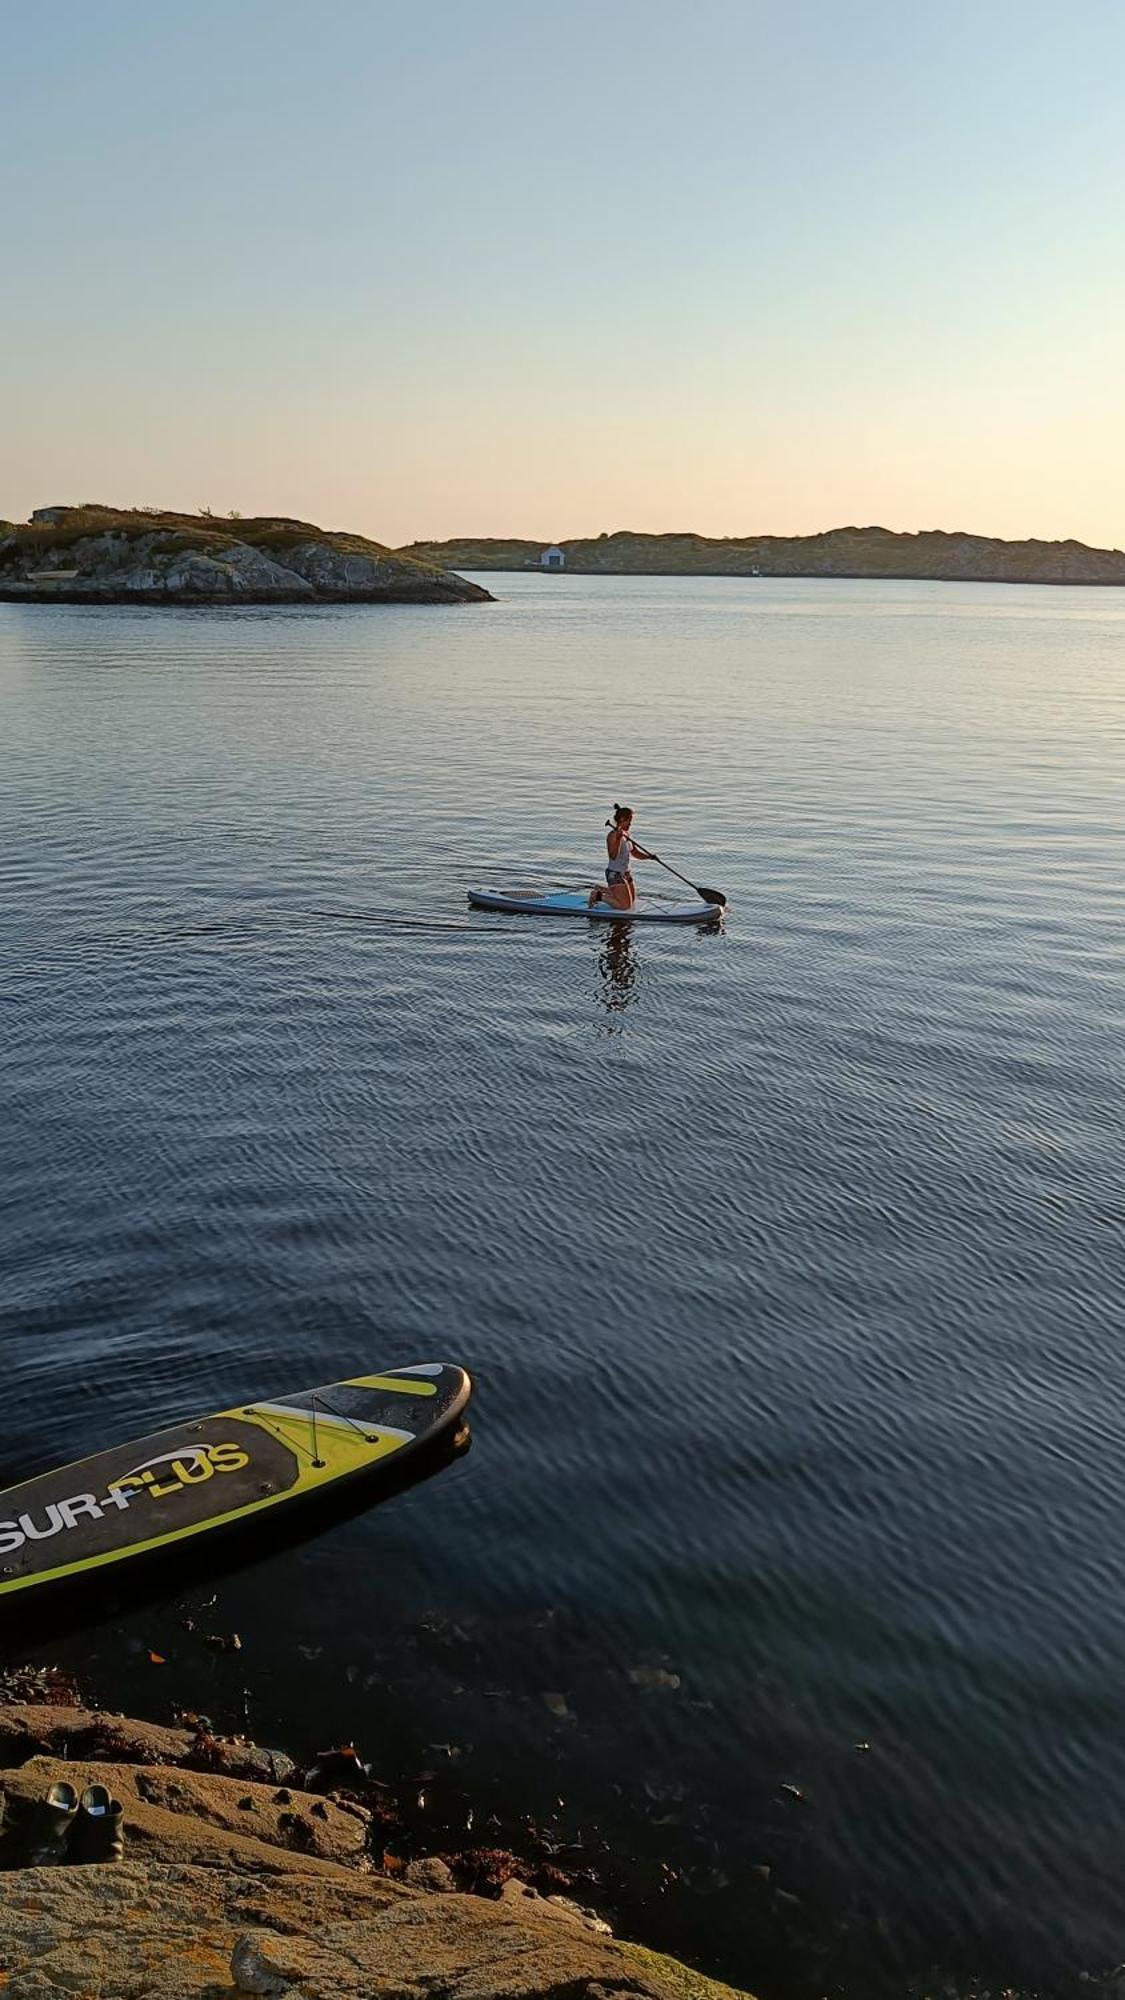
[630,836,727,907]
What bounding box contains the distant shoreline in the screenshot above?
[401,525,1125,588]
[445,567,1125,589]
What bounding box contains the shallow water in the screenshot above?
[1,574,1123,1991]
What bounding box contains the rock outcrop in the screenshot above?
[401,525,1125,586]
[0,506,492,605]
[0,1703,296,1783]
[0,1705,750,2000]
[0,1859,744,2000]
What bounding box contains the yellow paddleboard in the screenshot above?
[0,1363,471,1602]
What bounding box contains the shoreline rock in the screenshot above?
[0,1702,751,2000]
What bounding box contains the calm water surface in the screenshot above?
[1,575,1123,1992]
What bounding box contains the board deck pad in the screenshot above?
[0,1364,470,1601]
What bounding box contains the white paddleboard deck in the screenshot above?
[468,887,722,923]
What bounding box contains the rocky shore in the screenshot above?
[0,507,492,606]
[0,1699,747,2000]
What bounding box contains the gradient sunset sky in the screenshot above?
[3,0,1122,549]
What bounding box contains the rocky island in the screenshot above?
[0,506,492,606]
[402,524,1125,587]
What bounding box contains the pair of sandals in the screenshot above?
[26,1780,124,1865]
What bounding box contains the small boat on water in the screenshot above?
[467,887,722,924]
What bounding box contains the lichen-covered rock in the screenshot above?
[0,1856,752,2000]
[498,1876,613,1934]
[0,1857,751,2000]
[0,1859,400,2000]
[231,1928,341,1994]
[225,1896,745,2000]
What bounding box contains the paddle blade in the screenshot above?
[696,886,727,907]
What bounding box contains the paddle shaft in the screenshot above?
[609,829,726,907]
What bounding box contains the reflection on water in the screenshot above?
[594,923,640,1028]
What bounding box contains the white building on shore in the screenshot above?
[538,544,566,570]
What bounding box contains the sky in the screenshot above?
[1,0,1123,548]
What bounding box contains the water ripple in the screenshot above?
[1,579,1124,1995]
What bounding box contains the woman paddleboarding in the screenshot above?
[467,809,726,921]
[588,804,655,910]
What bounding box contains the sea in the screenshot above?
[1,572,1123,1994]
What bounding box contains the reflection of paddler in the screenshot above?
[588,803,655,911]
[598,923,639,1019]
